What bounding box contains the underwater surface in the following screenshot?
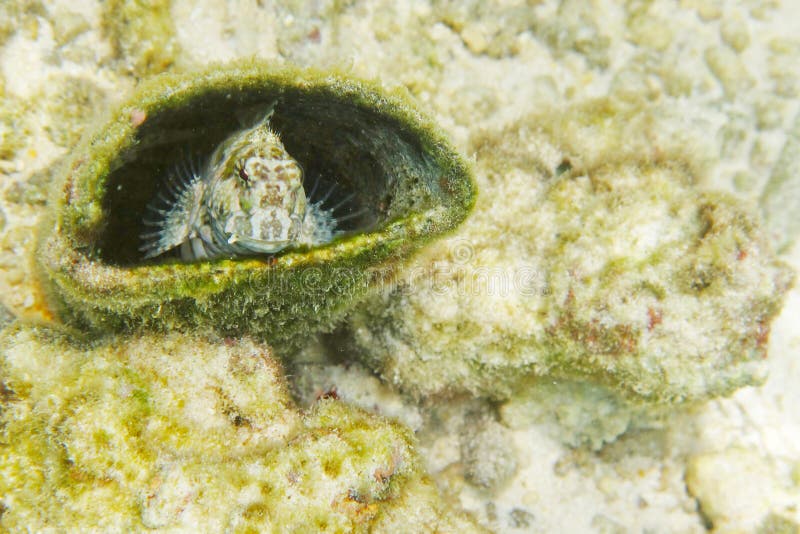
[1,1,799,532]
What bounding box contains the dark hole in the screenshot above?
[555,158,572,176]
[96,85,438,265]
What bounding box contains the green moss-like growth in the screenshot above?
[759,514,800,534]
[0,324,482,532]
[101,0,178,76]
[4,166,51,206]
[35,61,476,349]
[0,0,44,46]
[347,118,792,405]
[44,75,108,147]
[432,0,536,58]
[0,92,30,162]
[251,400,484,533]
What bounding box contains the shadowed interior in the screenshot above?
[97,85,440,265]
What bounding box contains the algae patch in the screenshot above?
[0,324,483,532]
[347,118,792,406]
[43,75,109,148]
[0,92,30,162]
[101,0,178,76]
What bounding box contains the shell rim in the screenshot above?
[40,60,477,304]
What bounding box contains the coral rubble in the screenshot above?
[0,324,482,532]
[348,118,792,407]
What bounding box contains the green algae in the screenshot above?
[0,323,483,532]
[101,0,178,77]
[254,400,483,532]
[0,1,44,46]
[759,513,800,534]
[0,93,30,162]
[4,166,51,207]
[433,0,535,58]
[44,75,109,148]
[35,61,476,349]
[346,116,792,405]
[50,8,90,47]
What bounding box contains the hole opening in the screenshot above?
[97,86,438,265]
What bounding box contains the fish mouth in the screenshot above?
[226,233,291,254]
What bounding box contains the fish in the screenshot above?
[140,108,337,261]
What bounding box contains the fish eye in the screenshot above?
[235,160,249,184]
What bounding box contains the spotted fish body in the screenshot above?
[141,112,335,261]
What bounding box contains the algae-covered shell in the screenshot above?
[36,62,475,347]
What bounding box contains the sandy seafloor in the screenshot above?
[1,0,800,532]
